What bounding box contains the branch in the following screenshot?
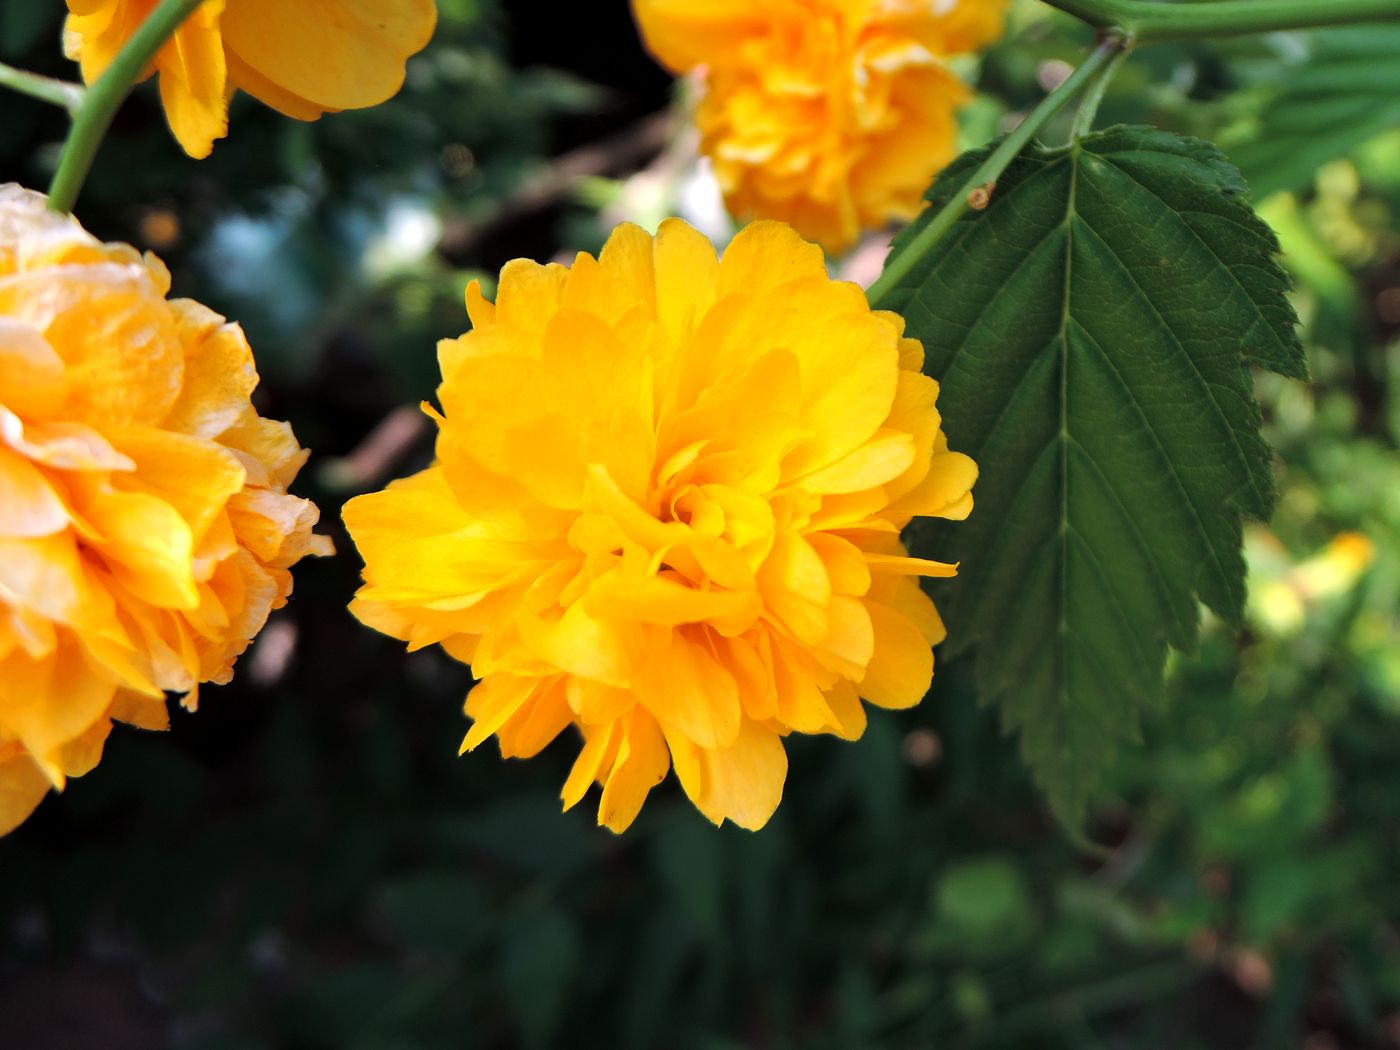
[439,111,671,261]
[867,34,1128,308]
[0,62,85,114]
[48,0,209,214]
[1041,0,1400,42]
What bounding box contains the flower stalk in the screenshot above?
[47,0,208,214]
[867,0,1400,303]
[1070,42,1129,139]
[1040,0,1400,42]
[867,34,1128,308]
[0,61,85,114]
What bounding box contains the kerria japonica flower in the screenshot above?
[632,0,1008,255]
[64,0,438,158]
[0,185,331,834]
[344,218,976,832]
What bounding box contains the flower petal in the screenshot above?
[858,600,933,709]
[598,709,670,833]
[0,447,69,538]
[688,717,787,831]
[0,748,50,837]
[221,0,436,112]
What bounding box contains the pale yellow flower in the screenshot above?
[1249,529,1376,636]
[633,0,1008,254]
[65,0,437,158]
[0,184,331,835]
[344,218,976,832]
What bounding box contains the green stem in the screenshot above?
[47,0,208,214]
[867,35,1127,309]
[0,61,85,114]
[1041,0,1400,42]
[1071,45,1128,138]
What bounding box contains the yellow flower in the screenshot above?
[632,0,1008,255]
[0,184,331,835]
[1249,529,1376,636]
[64,0,438,158]
[344,219,976,832]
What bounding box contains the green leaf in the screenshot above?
[1227,27,1400,199]
[883,127,1305,825]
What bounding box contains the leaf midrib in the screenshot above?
[892,128,1303,822]
[1056,141,1080,746]
[931,144,1244,627]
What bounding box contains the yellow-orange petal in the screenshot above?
[0,448,68,539]
[561,720,618,812]
[0,748,50,837]
[633,0,1008,252]
[0,319,67,418]
[65,0,436,157]
[221,0,436,112]
[0,184,327,835]
[344,217,974,833]
[155,5,230,159]
[684,717,788,831]
[630,0,762,73]
[859,599,935,709]
[598,709,670,833]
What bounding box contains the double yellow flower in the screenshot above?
[344,219,976,831]
[0,186,331,834]
[633,0,1008,253]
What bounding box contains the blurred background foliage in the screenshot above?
[1,2,1398,1048]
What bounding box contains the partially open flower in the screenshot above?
[0,185,331,835]
[64,0,438,158]
[632,0,1008,254]
[345,218,976,832]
